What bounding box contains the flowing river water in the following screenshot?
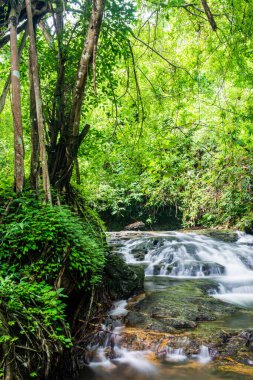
[78,231,253,380]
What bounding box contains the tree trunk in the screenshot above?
[69,0,105,137]
[9,5,25,193]
[48,0,65,182]
[29,47,40,194]
[0,28,28,114]
[25,0,52,204]
[49,0,104,191]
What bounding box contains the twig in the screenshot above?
[129,30,193,79]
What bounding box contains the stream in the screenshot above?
[78,231,253,380]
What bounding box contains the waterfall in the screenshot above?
[166,347,187,362]
[116,231,253,308]
[87,299,156,373]
[196,345,211,364]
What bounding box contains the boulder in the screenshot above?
[105,252,145,299]
[166,260,225,276]
[124,221,146,231]
[131,248,147,261]
[125,278,246,333]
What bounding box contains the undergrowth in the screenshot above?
[0,191,107,379]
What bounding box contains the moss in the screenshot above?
[216,360,253,377]
[105,252,144,299]
[126,278,253,333]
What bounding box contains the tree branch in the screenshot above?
[69,0,105,137]
[78,123,90,146]
[39,19,53,46]
[0,0,49,48]
[0,20,27,48]
[129,30,193,79]
[201,0,217,31]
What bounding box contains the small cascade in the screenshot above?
[159,344,212,364]
[166,347,187,362]
[89,348,115,370]
[108,300,128,317]
[83,231,253,379]
[113,347,156,373]
[237,231,253,244]
[87,299,156,374]
[113,231,253,308]
[196,345,211,364]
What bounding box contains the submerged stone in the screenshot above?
[131,248,147,261]
[166,260,225,276]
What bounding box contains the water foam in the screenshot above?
[118,231,253,308]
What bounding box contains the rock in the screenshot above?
[237,254,253,270]
[128,262,149,270]
[131,248,147,261]
[125,278,249,333]
[124,221,146,231]
[202,230,239,243]
[153,264,164,275]
[105,252,145,299]
[165,260,225,276]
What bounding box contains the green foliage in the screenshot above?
[0,191,107,378]
[0,193,106,285]
[0,276,70,346]
[2,0,253,377]
[0,276,71,379]
[73,0,253,230]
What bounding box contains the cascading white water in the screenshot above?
[166,347,187,362]
[87,296,212,374]
[116,231,253,308]
[108,300,128,317]
[88,299,157,373]
[196,345,211,364]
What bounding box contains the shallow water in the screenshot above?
[144,276,253,332]
[78,361,253,380]
[194,311,253,333]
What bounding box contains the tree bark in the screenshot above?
[25,0,52,204]
[0,28,28,114]
[9,4,25,193]
[75,158,81,185]
[48,0,65,179]
[29,45,40,194]
[70,0,105,137]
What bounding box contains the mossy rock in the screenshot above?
[198,229,238,243]
[126,278,252,333]
[214,358,253,378]
[105,252,144,299]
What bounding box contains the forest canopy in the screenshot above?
[1,0,253,227]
